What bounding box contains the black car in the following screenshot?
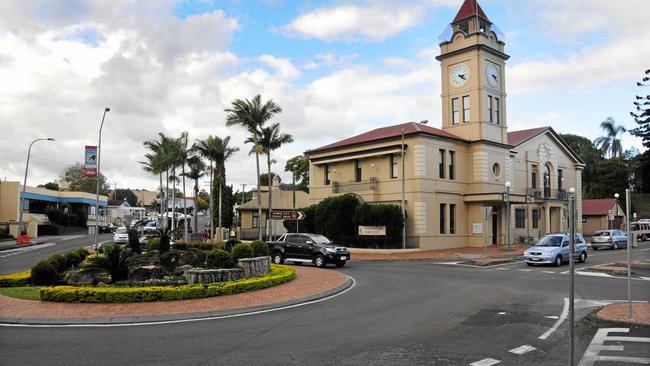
[98,223,116,233]
[266,233,350,268]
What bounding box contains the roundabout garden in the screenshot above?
[0,237,296,303]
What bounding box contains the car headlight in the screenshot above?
[325,247,336,253]
[524,250,530,256]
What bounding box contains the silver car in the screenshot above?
[112,227,129,244]
[591,230,628,250]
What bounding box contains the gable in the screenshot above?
[513,128,584,166]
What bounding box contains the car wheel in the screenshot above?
[272,252,284,265]
[613,242,619,250]
[314,254,326,268]
[554,255,563,267]
[335,260,346,268]
[578,252,587,263]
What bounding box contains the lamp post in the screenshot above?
[94,107,110,249]
[505,181,512,250]
[401,128,406,249]
[17,138,55,244]
[626,189,632,319]
[614,193,620,230]
[568,186,576,366]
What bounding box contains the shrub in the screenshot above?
[250,240,269,257]
[74,248,90,260]
[180,248,206,267]
[0,271,31,287]
[231,243,254,261]
[31,261,59,285]
[81,244,133,282]
[47,254,67,272]
[224,238,241,252]
[314,194,361,243]
[206,249,233,269]
[159,250,182,271]
[173,241,224,251]
[147,237,160,251]
[283,204,317,233]
[64,251,82,267]
[40,265,296,303]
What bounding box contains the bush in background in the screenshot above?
[283,205,317,233]
[250,240,269,257]
[231,243,253,261]
[47,254,67,272]
[224,238,241,252]
[159,250,182,271]
[147,237,161,251]
[31,261,59,285]
[206,249,234,269]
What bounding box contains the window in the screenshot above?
[449,151,455,180]
[459,20,469,33]
[494,98,500,124]
[439,149,446,179]
[450,204,456,234]
[440,204,446,234]
[324,164,331,185]
[488,96,493,123]
[515,209,526,229]
[452,98,460,124]
[355,159,362,182]
[390,155,398,179]
[462,96,470,122]
[531,165,538,190]
[558,169,563,190]
[252,212,260,228]
[532,209,539,229]
[492,162,501,177]
[543,164,551,197]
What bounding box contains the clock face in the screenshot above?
[486,64,499,88]
[450,64,469,87]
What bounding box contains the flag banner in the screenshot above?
[84,145,97,177]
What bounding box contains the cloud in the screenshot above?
[258,55,301,79]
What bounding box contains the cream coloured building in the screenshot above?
[305,0,584,250]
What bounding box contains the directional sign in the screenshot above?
[270,210,305,220]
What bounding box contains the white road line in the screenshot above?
[545,315,560,319]
[577,272,613,278]
[509,345,536,355]
[0,243,56,258]
[640,277,650,281]
[0,276,356,328]
[539,297,569,340]
[470,358,501,366]
[578,328,650,366]
[495,268,509,270]
[541,271,556,274]
[518,269,533,272]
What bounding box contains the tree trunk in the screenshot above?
[159,172,163,229]
[255,135,263,241]
[182,164,188,242]
[172,168,176,232]
[165,170,169,230]
[209,161,214,243]
[267,152,272,240]
[194,178,199,236]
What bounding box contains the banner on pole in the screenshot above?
[84,146,97,177]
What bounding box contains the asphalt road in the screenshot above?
[0,233,113,274]
[0,243,649,365]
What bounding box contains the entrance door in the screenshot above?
[491,206,499,245]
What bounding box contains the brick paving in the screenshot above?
[0,266,347,321]
[596,303,650,326]
[350,244,527,261]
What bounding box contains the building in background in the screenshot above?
[582,198,626,235]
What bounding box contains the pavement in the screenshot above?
[350,244,527,262]
[596,303,650,326]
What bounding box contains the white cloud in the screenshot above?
[258,55,301,79]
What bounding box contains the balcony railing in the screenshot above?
[332,177,379,193]
[527,188,568,200]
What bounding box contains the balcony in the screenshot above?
[332,177,379,194]
[527,188,568,201]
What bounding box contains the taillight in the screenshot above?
[608,236,613,241]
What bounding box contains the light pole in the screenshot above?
[614,192,620,230]
[505,181,512,250]
[401,128,406,249]
[626,189,632,319]
[568,186,576,366]
[94,107,110,249]
[17,138,55,243]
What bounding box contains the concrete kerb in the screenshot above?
[585,303,650,327]
[0,276,354,327]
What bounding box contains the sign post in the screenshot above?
[270,210,305,221]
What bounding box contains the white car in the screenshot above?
[113,227,129,244]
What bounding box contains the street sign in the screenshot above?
[358,226,386,236]
[270,210,305,220]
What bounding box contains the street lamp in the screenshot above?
[505,181,512,251]
[94,107,110,249]
[568,186,576,366]
[614,193,620,230]
[17,138,55,244]
[401,128,406,249]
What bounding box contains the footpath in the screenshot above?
[350,244,527,263]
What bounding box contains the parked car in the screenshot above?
[98,223,115,233]
[113,226,129,244]
[523,233,588,266]
[266,233,351,268]
[591,230,628,250]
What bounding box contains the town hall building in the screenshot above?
[305,0,584,249]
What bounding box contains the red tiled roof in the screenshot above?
[307,122,467,154]
[583,199,616,216]
[453,0,490,23]
[507,127,548,146]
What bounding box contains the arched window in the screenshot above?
[543,164,551,198]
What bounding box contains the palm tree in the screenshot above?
[214,136,239,234]
[144,133,176,229]
[170,132,190,241]
[140,152,165,221]
[594,117,627,159]
[182,156,205,235]
[248,123,293,239]
[225,95,282,240]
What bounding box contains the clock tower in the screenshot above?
[437,0,509,144]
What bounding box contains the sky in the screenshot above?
[1,0,648,194]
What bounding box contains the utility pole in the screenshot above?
[401,128,406,249]
[94,107,110,249]
[626,189,632,319]
[568,186,576,366]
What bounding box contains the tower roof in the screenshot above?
[453,0,490,23]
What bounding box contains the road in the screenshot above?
[0,234,113,274]
[0,243,649,365]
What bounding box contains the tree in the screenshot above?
[285,155,309,192]
[587,158,631,199]
[225,94,283,241]
[594,117,627,158]
[113,189,137,206]
[630,69,650,148]
[182,155,205,235]
[143,133,176,230]
[60,163,109,195]
[169,132,191,241]
[140,151,165,221]
[259,173,280,186]
[38,181,60,191]
[559,134,601,195]
[629,150,650,193]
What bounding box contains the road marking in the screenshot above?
[545,315,560,319]
[640,277,650,281]
[578,328,650,366]
[498,312,507,315]
[0,243,56,258]
[470,358,501,366]
[541,271,556,274]
[577,271,613,278]
[509,345,536,355]
[518,269,533,272]
[495,267,509,270]
[539,297,569,340]
[0,276,356,328]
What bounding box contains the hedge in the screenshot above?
[172,241,225,251]
[0,271,31,287]
[40,265,296,303]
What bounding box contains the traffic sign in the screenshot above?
[270,210,305,220]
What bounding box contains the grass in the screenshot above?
[0,287,42,301]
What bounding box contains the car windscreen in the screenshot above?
[116,228,127,234]
[309,234,331,244]
[537,236,562,246]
